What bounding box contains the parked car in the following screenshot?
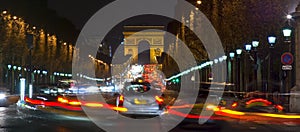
[0,88,10,107]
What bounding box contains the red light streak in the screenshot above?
[25,97,82,111]
[25,97,128,112]
[246,98,272,105]
[24,97,300,125]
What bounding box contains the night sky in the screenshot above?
[48,0,112,30]
[47,0,300,31]
[47,0,172,47]
[46,0,300,56]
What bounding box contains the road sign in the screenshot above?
[281,52,293,65]
[282,65,292,70]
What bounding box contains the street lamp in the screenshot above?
[244,43,253,91]
[282,20,293,102]
[7,65,11,70]
[252,40,259,49]
[286,14,292,20]
[267,35,276,93]
[282,25,292,43]
[236,48,242,55]
[197,0,202,5]
[245,43,252,52]
[252,40,260,91]
[268,35,277,47]
[2,10,7,15]
[229,52,235,85]
[17,67,22,78]
[236,48,242,92]
[7,65,11,90]
[229,52,235,59]
[12,16,17,20]
[11,66,17,94]
[283,27,292,37]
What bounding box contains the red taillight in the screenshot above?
[275,104,284,111]
[231,102,238,108]
[155,96,164,104]
[246,98,272,105]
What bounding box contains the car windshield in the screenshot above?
[57,80,76,89]
[124,82,151,93]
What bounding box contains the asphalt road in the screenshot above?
[0,105,103,132]
[0,104,299,132]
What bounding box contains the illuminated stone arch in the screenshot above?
[123,26,165,65]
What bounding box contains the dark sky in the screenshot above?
[48,0,112,30]
[48,0,300,31]
[46,0,300,49]
[47,0,173,49]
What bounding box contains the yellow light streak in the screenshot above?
[113,107,128,112]
[84,103,103,107]
[219,109,245,115]
[69,101,81,106]
[254,113,300,119]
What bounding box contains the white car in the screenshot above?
[0,92,9,107]
[100,85,116,92]
[117,81,165,116]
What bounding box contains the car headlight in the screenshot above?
[0,93,6,99]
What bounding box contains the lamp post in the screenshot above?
[37,70,41,85]
[229,52,235,89]
[222,55,228,84]
[282,21,293,106]
[252,40,259,92]
[244,43,252,92]
[7,65,11,92]
[267,35,277,93]
[283,26,292,43]
[12,65,17,94]
[236,48,242,92]
[26,27,34,91]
